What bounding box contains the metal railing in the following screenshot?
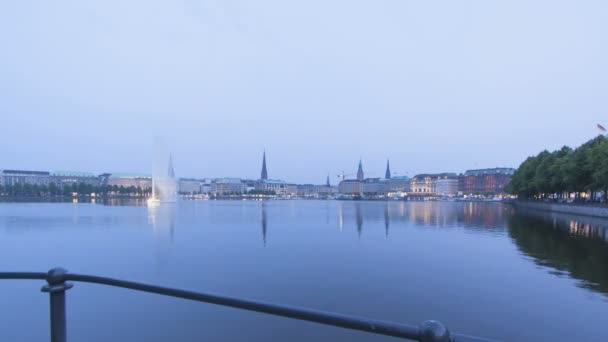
[0,268,495,342]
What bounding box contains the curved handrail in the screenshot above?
[0,269,497,342]
[0,272,47,280]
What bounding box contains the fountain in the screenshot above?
[148,152,178,206]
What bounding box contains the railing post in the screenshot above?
[419,320,451,342]
[41,268,73,342]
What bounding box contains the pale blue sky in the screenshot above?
[1,0,606,183]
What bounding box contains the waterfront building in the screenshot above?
[297,184,315,197]
[98,173,111,187]
[436,178,459,196]
[257,179,290,196]
[315,185,338,196]
[386,176,411,193]
[338,179,362,194]
[0,170,50,186]
[211,178,244,195]
[410,173,457,195]
[104,173,152,190]
[201,179,213,194]
[286,184,298,196]
[178,178,204,194]
[298,182,338,197]
[50,171,98,188]
[461,168,515,195]
[361,178,386,194]
[339,159,378,195]
[241,179,257,193]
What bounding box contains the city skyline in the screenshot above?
[0,152,513,186]
[2,1,607,183]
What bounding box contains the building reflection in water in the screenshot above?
[384,203,390,238]
[338,202,344,232]
[508,209,608,296]
[261,202,267,246]
[333,201,511,237]
[404,201,507,230]
[355,203,363,238]
[328,200,608,296]
[147,203,176,271]
[103,198,147,207]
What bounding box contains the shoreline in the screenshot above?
[513,200,608,218]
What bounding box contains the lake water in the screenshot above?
[0,200,607,341]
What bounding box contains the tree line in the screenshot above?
[0,183,151,197]
[506,135,608,201]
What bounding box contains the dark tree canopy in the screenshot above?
[506,135,608,200]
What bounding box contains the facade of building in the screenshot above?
[410,173,457,195]
[435,178,459,196]
[297,184,338,197]
[386,176,411,193]
[200,179,213,194]
[104,173,152,189]
[257,179,289,196]
[50,171,98,188]
[361,178,386,194]
[0,170,51,186]
[211,178,244,195]
[461,168,515,195]
[338,180,362,194]
[241,179,257,193]
[297,184,315,197]
[286,184,298,196]
[178,178,203,194]
[315,185,338,196]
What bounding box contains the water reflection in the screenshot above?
[509,209,608,295]
[384,203,390,238]
[103,198,147,207]
[355,203,363,238]
[261,202,267,246]
[147,204,176,270]
[330,200,608,296]
[334,201,509,235]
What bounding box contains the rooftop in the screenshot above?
[464,168,515,176]
[262,179,287,185]
[108,173,151,179]
[412,173,458,179]
[179,177,204,182]
[0,170,50,176]
[51,171,96,178]
[215,177,242,184]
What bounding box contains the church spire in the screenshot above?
[326,174,330,187]
[357,159,364,181]
[261,150,268,180]
[167,154,175,178]
[385,159,391,179]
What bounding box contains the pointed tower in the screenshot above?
[357,159,364,181]
[261,151,268,180]
[326,174,331,187]
[167,154,175,178]
[385,159,391,179]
